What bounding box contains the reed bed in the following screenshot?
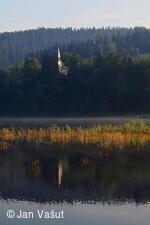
[0,120,150,149]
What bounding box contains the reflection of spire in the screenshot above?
[58,160,63,189]
[57,48,69,76]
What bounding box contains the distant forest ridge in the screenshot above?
[1,27,150,68]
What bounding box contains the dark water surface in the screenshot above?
[0,143,150,225]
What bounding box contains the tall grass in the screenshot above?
[0,120,150,149]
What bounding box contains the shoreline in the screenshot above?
[1,120,150,149]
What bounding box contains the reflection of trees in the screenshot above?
[0,144,150,204]
[31,160,40,176]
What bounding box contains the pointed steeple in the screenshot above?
[57,48,69,76]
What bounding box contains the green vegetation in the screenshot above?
[0,52,150,115]
[1,27,150,68]
[0,27,150,115]
[1,121,150,149]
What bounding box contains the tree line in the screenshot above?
[1,27,150,68]
[0,52,150,115]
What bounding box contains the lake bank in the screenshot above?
[1,120,150,149]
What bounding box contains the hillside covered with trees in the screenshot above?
[1,27,150,68]
[0,52,150,116]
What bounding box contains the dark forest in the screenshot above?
[0,27,150,115]
[1,27,150,68]
[0,53,150,115]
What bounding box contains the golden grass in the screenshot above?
[0,120,150,149]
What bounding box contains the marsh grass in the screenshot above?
[0,120,150,149]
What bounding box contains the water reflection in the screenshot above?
[58,160,65,189]
[32,160,40,177]
[0,144,150,205]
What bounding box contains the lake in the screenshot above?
[0,118,150,225]
[0,116,149,128]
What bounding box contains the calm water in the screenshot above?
[0,116,150,128]
[0,142,150,225]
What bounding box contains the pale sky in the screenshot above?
[0,0,150,32]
